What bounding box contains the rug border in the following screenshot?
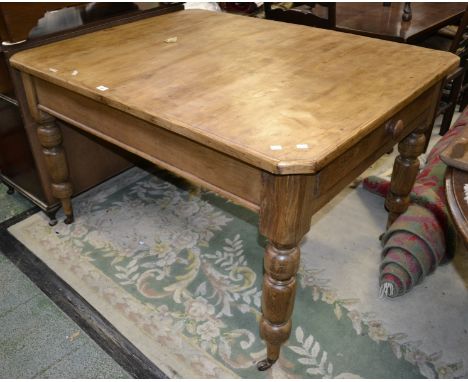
[7,211,241,379]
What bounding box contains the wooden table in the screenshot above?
[9,10,458,370]
[330,3,466,43]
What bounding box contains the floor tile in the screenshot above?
[0,290,130,378]
[0,294,84,378]
[36,340,130,378]
[0,255,41,317]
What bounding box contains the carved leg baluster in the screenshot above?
[37,112,74,224]
[385,124,426,228]
[258,243,300,370]
[257,173,315,370]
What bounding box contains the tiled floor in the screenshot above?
[0,251,130,378]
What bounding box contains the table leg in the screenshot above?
[257,173,315,370]
[1,179,14,195]
[385,124,426,228]
[258,243,300,370]
[36,111,74,224]
[46,205,61,227]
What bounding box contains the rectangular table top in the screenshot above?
[10,10,459,174]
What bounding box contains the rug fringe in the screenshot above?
[379,282,395,298]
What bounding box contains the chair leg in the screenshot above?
[1,178,14,194]
[440,69,464,136]
[459,85,468,112]
[459,59,468,112]
[439,108,453,136]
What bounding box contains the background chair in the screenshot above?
[418,6,468,136]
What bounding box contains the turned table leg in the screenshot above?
[46,205,61,227]
[257,173,315,370]
[258,243,300,370]
[385,124,426,228]
[36,112,74,224]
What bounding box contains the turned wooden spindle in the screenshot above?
[258,243,299,370]
[37,112,74,224]
[402,2,412,21]
[385,123,426,228]
[258,173,315,370]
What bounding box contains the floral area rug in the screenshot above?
[0,183,33,223]
[8,166,465,378]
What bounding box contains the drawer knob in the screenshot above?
[385,119,404,140]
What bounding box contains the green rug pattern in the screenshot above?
[0,183,33,223]
[9,167,436,378]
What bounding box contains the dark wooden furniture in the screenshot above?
[441,134,468,249]
[402,2,412,22]
[218,3,260,16]
[0,2,184,224]
[445,168,468,248]
[331,2,466,44]
[10,9,457,370]
[0,3,79,43]
[451,11,468,114]
[272,3,466,43]
[264,3,336,29]
[419,7,468,136]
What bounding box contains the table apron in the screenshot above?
[33,76,438,219]
[34,78,263,212]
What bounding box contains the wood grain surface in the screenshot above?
[9,10,459,175]
[34,78,263,211]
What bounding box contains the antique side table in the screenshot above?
[442,138,468,248]
[9,10,458,370]
[445,167,468,248]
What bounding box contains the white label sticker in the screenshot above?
[296,144,309,149]
[48,68,58,73]
[270,145,282,151]
[96,85,109,91]
[71,70,78,76]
